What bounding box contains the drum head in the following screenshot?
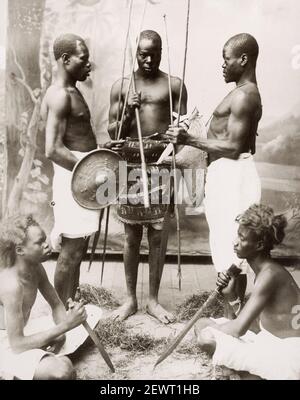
[71,149,126,210]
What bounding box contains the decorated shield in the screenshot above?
[71,149,126,210]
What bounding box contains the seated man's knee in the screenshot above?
[51,357,75,380]
[194,326,216,355]
[35,355,75,380]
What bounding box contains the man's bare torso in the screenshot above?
[41,85,97,152]
[0,266,40,326]
[257,263,300,338]
[208,83,262,163]
[123,71,178,138]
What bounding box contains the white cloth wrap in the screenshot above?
[0,304,102,380]
[204,154,261,273]
[203,318,300,380]
[50,151,99,251]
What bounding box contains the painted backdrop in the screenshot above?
[3,0,300,256]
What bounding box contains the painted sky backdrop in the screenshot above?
[1,0,300,122]
[0,0,7,68]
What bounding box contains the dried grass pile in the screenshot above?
[79,284,120,309]
[176,291,225,321]
[95,318,167,354]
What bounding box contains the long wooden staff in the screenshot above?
[116,0,150,208]
[164,0,191,290]
[177,0,190,121]
[98,0,134,283]
[100,206,110,285]
[154,265,241,368]
[163,14,182,291]
[115,0,134,140]
[88,208,104,272]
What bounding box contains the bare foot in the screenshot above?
[146,300,175,324]
[111,298,138,321]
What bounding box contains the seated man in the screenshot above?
[194,204,300,380]
[0,215,101,380]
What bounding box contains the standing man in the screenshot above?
[168,33,262,310]
[108,30,187,323]
[41,33,99,305]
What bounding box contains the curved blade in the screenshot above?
[154,264,242,367]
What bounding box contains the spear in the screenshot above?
[163,0,191,290]
[116,0,150,208]
[163,14,182,291]
[99,0,135,283]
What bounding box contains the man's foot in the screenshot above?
[111,299,138,321]
[146,300,175,324]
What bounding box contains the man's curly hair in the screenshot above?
[0,215,39,268]
[236,204,287,252]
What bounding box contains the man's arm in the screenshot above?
[2,280,86,353]
[172,77,188,118]
[45,88,79,171]
[217,271,275,337]
[108,78,139,139]
[37,264,66,325]
[169,91,255,159]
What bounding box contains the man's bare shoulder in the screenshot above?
[44,85,71,113]
[35,263,50,286]
[231,84,261,115]
[111,76,130,91]
[170,75,183,91]
[255,262,287,289]
[0,268,23,301]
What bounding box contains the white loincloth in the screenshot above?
[204,153,261,273]
[50,151,99,251]
[0,304,102,380]
[202,318,300,380]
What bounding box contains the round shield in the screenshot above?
[71,149,126,210]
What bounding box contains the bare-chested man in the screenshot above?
[41,34,99,305]
[168,33,262,311]
[194,204,300,380]
[108,30,187,323]
[0,215,88,379]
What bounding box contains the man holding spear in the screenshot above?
[108,30,187,323]
[168,33,262,313]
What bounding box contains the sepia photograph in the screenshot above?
[0,0,300,383]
